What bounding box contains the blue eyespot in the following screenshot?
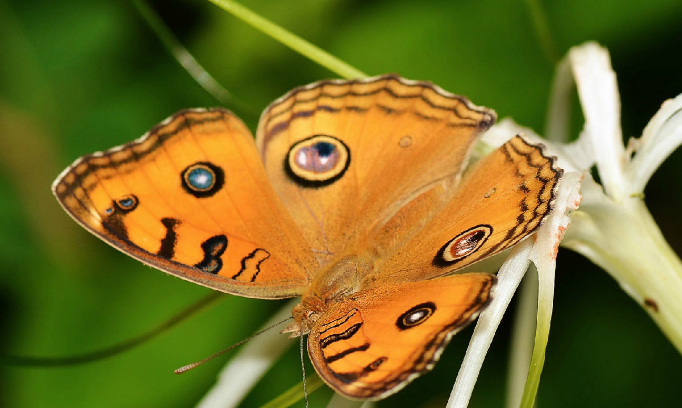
[115,194,138,212]
[181,162,224,198]
[119,198,134,208]
[187,166,215,191]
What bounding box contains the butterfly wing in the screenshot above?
[374,135,562,282]
[53,108,317,299]
[256,74,495,264]
[307,273,494,399]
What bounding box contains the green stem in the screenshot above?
[523,0,560,64]
[205,0,366,79]
[130,0,257,116]
[261,374,325,408]
[1,292,223,366]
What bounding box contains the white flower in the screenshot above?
[451,42,682,408]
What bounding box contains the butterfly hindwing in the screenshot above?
[53,108,317,299]
[307,273,495,399]
[375,135,562,282]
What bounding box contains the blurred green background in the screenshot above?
[1,0,681,407]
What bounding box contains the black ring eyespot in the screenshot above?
[115,194,138,212]
[284,135,350,188]
[181,162,225,198]
[396,302,436,330]
[435,224,493,266]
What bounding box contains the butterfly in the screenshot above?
[52,74,561,400]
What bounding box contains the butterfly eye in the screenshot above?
[285,135,350,187]
[396,302,436,330]
[437,224,493,264]
[181,162,225,198]
[115,195,138,212]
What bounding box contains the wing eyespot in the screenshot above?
[396,302,436,330]
[115,194,138,212]
[181,162,225,198]
[284,135,350,188]
[435,224,493,266]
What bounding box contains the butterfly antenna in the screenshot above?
[300,334,309,408]
[1,292,223,367]
[175,316,293,374]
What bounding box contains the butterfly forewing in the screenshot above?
[53,108,317,299]
[256,75,496,265]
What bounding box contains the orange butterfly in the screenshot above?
[52,75,561,399]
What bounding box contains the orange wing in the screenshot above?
[307,273,494,399]
[53,108,317,299]
[256,74,495,265]
[374,135,562,282]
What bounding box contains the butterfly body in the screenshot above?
[53,75,561,399]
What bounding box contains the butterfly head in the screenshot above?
[280,303,318,338]
[282,256,368,338]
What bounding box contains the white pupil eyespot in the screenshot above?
[441,225,492,263]
[407,310,427,324]
[454,236,479,256]
[294,142,339,173]
[195,173,209,185]
[187,167,214,190]
[296,151,307,166]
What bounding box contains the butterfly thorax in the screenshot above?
[284,255,370,337]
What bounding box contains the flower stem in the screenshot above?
[205,0,366,79]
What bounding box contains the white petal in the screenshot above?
[482,119,519,148]
[562,177,682,353]
[625,94,682,194]
[545,57,574,143]
[532,171,583,265]
[509,171,582,407]
[447,239,533,408]
[569,42,627,200]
